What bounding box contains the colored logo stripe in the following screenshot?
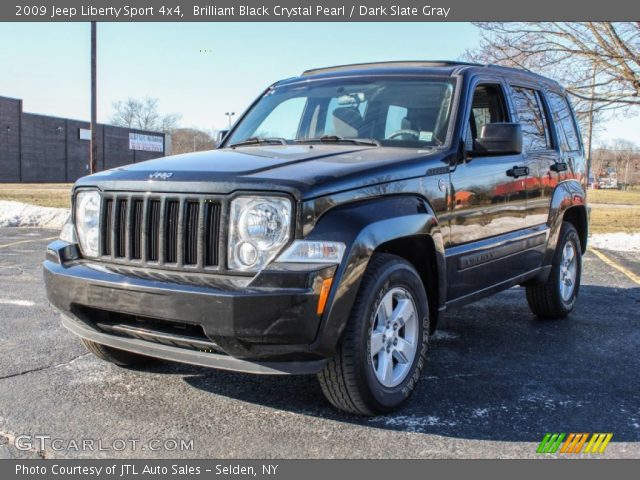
[537,433,613,454]
[537,433,565,453]
[584,433,613,453]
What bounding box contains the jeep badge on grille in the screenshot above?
[149,171,173,180]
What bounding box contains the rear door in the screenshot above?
[508,85,560,229]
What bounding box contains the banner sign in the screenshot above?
[129,133,164,152]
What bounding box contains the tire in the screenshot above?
[526,221,582,319]
[318,253,430,415]
[81,339,154,368]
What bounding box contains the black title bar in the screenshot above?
[5,0,639,21]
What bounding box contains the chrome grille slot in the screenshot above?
[165,200,179,263]
[99,193,222,271]
[115,199,128,258]
[102,199,113,256]
[204,201,221,267]
[184,201,199,265]
[147,199,161,262]
[131,199,143,260]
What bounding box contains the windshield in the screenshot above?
[226,77,456,149]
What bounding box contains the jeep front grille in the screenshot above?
[100,193,221,270]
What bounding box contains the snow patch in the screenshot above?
[370,414,457,431]
[431,330,460,341]
[471,408,489,418]
[0,201,69,229]
[589,233,640,252]
[0,299,35,307]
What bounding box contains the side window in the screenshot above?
[511,87,552,152]
[384,105,409,137]
[466,84,507,150]
[254,97,306,139]
[547,92,581,152]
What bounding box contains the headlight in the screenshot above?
[228,196,292,271]
[75,190,100,258]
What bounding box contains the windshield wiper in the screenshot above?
[295,135,380,147]
[229,137,287,147]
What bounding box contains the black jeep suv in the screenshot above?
[44,61,588,415]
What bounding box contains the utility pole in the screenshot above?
[90,21,98,174]
[585,62,596,187]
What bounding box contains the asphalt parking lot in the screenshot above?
[0,227,639,459]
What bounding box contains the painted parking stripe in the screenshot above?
[0,236,56,249]
[589,247,640,285]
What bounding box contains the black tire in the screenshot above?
[526,221,582,319]
[81,339,154,368]
[318,253,430,415]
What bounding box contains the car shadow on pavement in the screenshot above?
[157,285,640,442]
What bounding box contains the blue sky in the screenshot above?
[0,22,637,145]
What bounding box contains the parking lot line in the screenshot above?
[589,247,640,285]
[0,236,57,249]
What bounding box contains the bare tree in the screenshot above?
[169,128,216,155]
[466,22,640,158]
[611,139,638,189]
[110,97,181,132]
[467,23,639,110]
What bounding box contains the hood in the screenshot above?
[77,144,445,200]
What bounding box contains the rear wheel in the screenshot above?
[318,254,430,415]
[81,339,154,368]
[526,221,582,319]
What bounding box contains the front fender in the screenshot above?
[302,195,445,356]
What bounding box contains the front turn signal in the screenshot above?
[317,277,334,315]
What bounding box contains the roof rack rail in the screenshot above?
[301,60,484,76]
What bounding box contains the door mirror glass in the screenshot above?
[472,123,522,156]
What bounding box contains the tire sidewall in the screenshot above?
[553,225,582,312]
[354,261,429,412]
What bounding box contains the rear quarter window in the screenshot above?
[547,92,581,152]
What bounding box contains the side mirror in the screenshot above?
[472,123,522,156]
[216,129,229,147]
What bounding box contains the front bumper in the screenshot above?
[44,241,336,374]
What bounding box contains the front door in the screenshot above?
[446,82,529,303]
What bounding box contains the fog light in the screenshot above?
[237,241,258,267]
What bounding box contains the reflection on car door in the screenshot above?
[509,85,561,231]
[446,82,529,303]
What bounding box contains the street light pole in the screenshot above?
[90,21,98,174]
[225,112,235,129]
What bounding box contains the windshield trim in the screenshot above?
[221,74,459,151]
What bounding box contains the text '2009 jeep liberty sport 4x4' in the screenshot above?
[45,61,588,415]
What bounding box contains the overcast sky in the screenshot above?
[0,22,637,146]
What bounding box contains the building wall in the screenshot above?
[0,96,165,183]
[0,97,21,182]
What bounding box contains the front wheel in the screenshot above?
[318,254,430,415]
[526,221,582,319]
[81,339,155,368]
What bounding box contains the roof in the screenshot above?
[297,60,560,89]
[301,61,482,77]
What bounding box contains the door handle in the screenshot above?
[550,162,568,173]
[506,165,529,178]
